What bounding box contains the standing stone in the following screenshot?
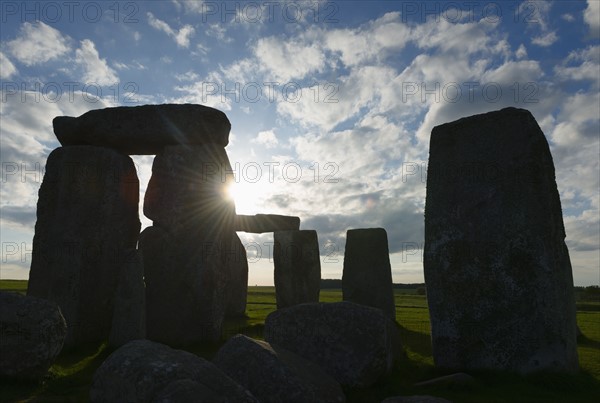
[141,144,236,345]
[273,230,321,309]
[109,250,145,348]
[0,291,67,380]
[226,234,249,317]
[424,107,578,373]
[342,228,396,319]
[53,104,231,155]
[235,214,300,233]
[28,146,140,347]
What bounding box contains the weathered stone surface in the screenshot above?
[141,144,236,345]
[153,379,222,403]
[144,144,235,232]
[53,104,231,154]
[90,340,257,403]
[0,291,67,380]
[274,230,321,309]
[235,214,300,233]
[342,228,395,319]
[226,234,248,317]
[264,302,403,387]
[109,250,145,348]
[415,373,475,389]
[141,226,230,345]
[382,396,453,403]
[214,334,345,403]
[28,146,140,347]
[424,107,579,373]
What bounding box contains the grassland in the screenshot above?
[1,280,599,402]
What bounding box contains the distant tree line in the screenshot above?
[320,279,426,290]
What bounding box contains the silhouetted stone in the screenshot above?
[214,334,345,403]
[235,214,300,233]
[342,228,395,319]
[424,107,579,373]
[141,144,236,345]
[226,235,248,317]
[144,144,235,232]
[264,302,403,387]
[28,146,140,347]
[141,226,231,345]
[153,379,223,403]
[382,396,453,403]
[90,340,257,403]
[53,104,231,154]
[273,230,321,309]
[109,250,145,348]
[0,291,66,380]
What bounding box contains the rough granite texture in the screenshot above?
[342,228,396,319]
[264,302,403,387]
[273,230,321,309]
[53,104,231,154]
[90,340,257,403]
[27,146,140,347]
[0,292,67,380]
[213,334,345,403]
[424,107,578,373]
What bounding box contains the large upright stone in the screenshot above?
[141,144,236,345]
[342,228,396,319]
[28,146,140,347]
[424,107,578,373]
[53,104,231,155]
[273,230,321,309]
[235,214,300,233]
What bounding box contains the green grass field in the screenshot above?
[2,280,599,402]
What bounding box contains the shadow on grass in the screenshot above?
[397,323,433,358]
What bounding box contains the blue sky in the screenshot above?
[1,0,598,285]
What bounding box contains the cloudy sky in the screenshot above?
[1,1,598,285]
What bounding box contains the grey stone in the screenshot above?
[141,144,237,345]
[415,373,475,389]
[109,250,145,348]
[214,334,345,403]
[153,379,223,403]
[28,146,140,347]
[274,230,321,309]
[144,144,235,232]
[264,301,403,387]
[90,340,257,403]
[382,396,453,403]
[140,226,230,345]
[424,107,579,373]
[0,291,67,380]
[53,104,231,154]
[342,228,396,319]
[235,214,300,233]
[225,234,248,317]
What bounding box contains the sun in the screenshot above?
[226,180,268,214]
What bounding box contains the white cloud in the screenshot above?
[147,12,195,48]
[253,130,279,148]
[554,45,600,89]
[531,31,558,47]
[206,24,232,43]
[516,44,528,59]
[172,0,205,14]
[584,0,600,37]
[75,39,119,86]
[562,13,575,22]
[175,70,200,81]
[7,21,70,66]
[0,52,18,79]
[254,35,325,82]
